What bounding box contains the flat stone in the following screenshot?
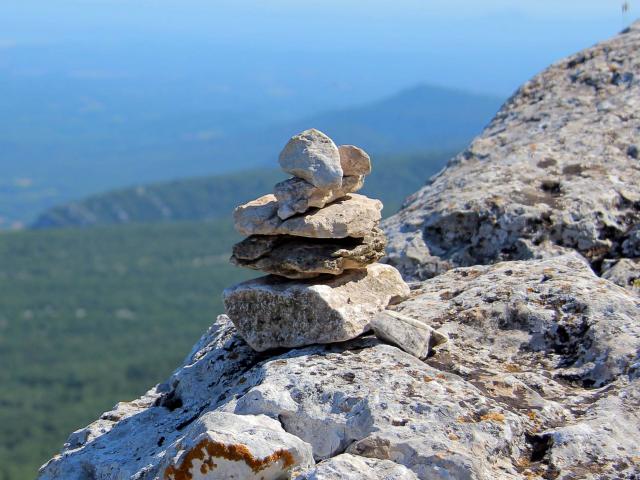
[371,310,448,360]
[279,129,342,189]
[223,263,410,351]
[234,193,382,239]
[338,145,372,176]
[160,411,314,480]
[231,228,387,279]
[293,454,417,479]
[274,175,364,220]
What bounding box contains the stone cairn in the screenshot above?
[223,128,410,352]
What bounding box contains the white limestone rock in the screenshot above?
[293,454,417,479]
[279,129,343,189]
[338,145,372,176]
[232,342,527,477]
[274,175,364,220]
[371,310,448,360]
[383,22,640,281]
[234,193,382,239]
[38,252,640,479]
[160,411,314,480]
[223,263,410,351]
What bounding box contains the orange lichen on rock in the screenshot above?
[480,412,505,423]
[164,439,295,480]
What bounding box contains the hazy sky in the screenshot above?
[0,1,636,102]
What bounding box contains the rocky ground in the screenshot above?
[38,22,640,480]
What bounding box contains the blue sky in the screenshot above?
[0,1,636,103]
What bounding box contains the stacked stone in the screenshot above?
[223,129,409,352]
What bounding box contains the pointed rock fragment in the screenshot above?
[371,310,448,359]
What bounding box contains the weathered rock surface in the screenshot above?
[274,175,364,220]
[371,310,448,360]
[231,228,386,279]
[384,21,640,285]
[160,411,314,480]
[279,129,343,189]
[293,453,416,479]
[223,263,410,351]
[38,254,640,480]
[234,193,382,238]
[338,145,372,176]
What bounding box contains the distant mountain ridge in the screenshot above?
[31,151,457,228]
[4,84,502,227]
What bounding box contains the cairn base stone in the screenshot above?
[223,263,410,351]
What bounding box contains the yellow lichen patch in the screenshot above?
[480,412,505,423]
[164,439,295,480]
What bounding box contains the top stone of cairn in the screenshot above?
[278,128,344,189]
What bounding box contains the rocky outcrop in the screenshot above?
[384,21,640,290]
[39,22,640,480]
[38,254,640,479]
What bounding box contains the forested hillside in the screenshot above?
[2,84,501,227]
[0,221,252,480]
[33,151,455,228]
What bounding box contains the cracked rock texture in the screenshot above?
[38,23,640,480]
[230,228,386,279]
[293,454,416,479]
[384,21,640,289]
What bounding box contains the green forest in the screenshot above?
[0,221,252,480]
